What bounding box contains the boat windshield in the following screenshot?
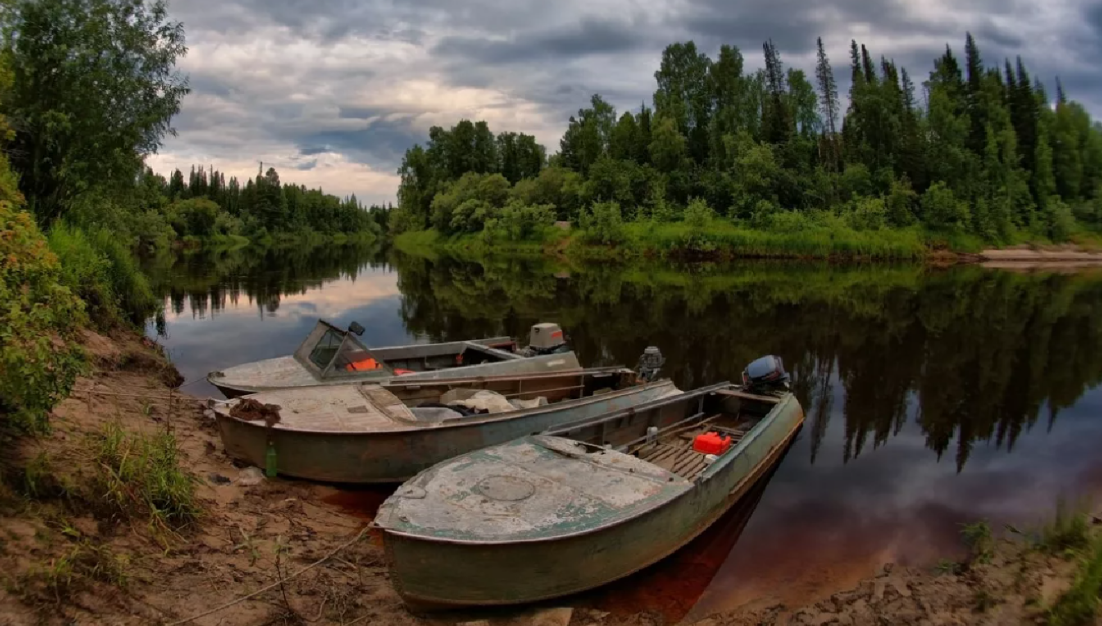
[308,328,345,369]
[330,338,380,373]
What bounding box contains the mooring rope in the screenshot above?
[166,525,370,625]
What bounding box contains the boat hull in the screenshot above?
[381,394,804,608]
[209,349,579,398]
[214,381,679,484]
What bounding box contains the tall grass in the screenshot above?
[47,222,158,327]
[1048,537,1102,626]
[90,422,199,536]
[1038,500,1093,555]
[620,220,928,260]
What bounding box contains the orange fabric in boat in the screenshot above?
[394,368,415,375]
[345,358,382,372]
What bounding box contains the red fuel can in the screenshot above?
[693,432,732,455]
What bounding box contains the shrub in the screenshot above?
[0,205,86,433]
[847,196,888,231]
[580,201,628,245]
[489,201,555,242]
[48,223,158,328]
[1047,198,1076,243]
[921,182,970,230]
[886,179,918,227]
[90,230,158,325]
[683,198,716,230]
[131,209,177,253]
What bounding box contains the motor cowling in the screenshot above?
[742,355,790,393]
[521,323,570,356]
[636,346,665,382]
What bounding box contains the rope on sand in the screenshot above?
[166,526,371,625]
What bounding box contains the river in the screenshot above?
[143,242,1102,622]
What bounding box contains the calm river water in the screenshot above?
[144,243,1102,621]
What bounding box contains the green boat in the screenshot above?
[211,365,681,484]
[374,358,804,608]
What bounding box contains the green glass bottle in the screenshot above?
[265,441,277,478]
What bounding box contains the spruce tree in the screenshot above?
[815,37,840,170]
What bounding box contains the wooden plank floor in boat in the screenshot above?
[633,418,751,480]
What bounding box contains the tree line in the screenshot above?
[132,164,388,248]
[392,34,1102,246]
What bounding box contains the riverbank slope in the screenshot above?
[1,330,1098,625]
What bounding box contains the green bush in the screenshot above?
[0,204,87,433]
[921,182,969,230]
[683,198,716,229]
[847,196,888,231]
[131,209,177,253]
[1047,198,1076,243]
[48,223,158,328]
[579,201,628,245]
[486,201,555,242]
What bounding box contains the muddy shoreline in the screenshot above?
[0,330,1094,625]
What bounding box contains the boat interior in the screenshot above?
[546,385,782,480]
[294,321,518,380]
[381,368,646,420]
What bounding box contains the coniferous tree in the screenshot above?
[815,37,841,170]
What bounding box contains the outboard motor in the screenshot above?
[742,355,790,394]
[521,323,571,356]
[636,346,665,382]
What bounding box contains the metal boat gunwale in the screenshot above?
[383,411,804,608]
[206,317,533,396]
[212,366,652,435]
[374,384,796,547]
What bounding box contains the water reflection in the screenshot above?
[145,248,1102,616]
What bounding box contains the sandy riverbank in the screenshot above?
[0,330,1095,625]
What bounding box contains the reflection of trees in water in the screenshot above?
[144,241,387,320]
[393,255,1102,470]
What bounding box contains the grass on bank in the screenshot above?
[47,222,158,328]
[89,421,200,536]
[395,216,993,263]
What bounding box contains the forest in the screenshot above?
[134,164,389,249]
[392,35,1102,257]
[0,0,371,433]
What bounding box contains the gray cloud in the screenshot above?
[433,16,654,65]
[155,0,1102,202]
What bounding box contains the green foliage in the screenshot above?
[47,224,158,327]
[922,182,970,230]
[485,201,556,243]
[580,201,628,246]
[1037,500,1093,556]
[1047,537,1102,626]
[3,0,189,225]
[886,179,919,226]
[391,33,1102,253]
[1047,198,1076,243]
[683,198,716,229]
[961,520,994,565]
[0,205,86,433]
[90,422,200,536]
[846,196,888,231]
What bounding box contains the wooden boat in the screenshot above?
[207,319,578,398]
[374,377,804,608]
[211,366,682,484]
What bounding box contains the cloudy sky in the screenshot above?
[147,0,1102,205]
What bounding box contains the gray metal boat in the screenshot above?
[207,319,578,398]
[211,362,681,484]
[374,356,804,608]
